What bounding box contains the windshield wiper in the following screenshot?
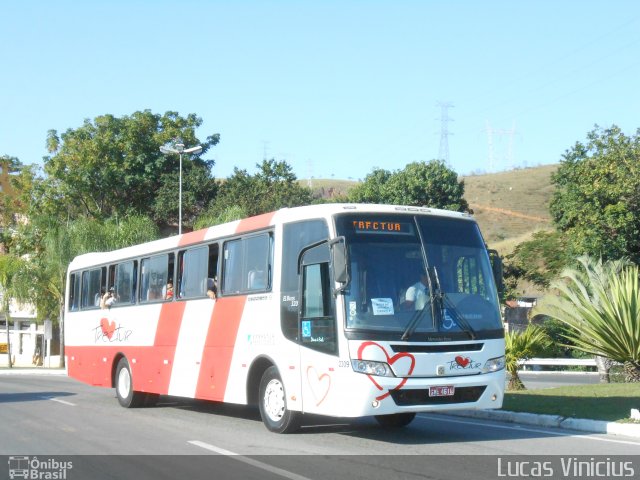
[400,296,433,341]
[431,267,477,340]
[401,265,438,341]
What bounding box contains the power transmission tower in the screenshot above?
[485,121,516,171]
[437,101,454,165]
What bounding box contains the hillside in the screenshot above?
[463,164,558,249]
[304,163,558,254]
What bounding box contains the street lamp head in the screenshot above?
[160,145,179,155]
[183,145,203,155]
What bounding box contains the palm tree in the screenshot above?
[505,325,551,390]
[0,254,28,368]
[534,256,640,382]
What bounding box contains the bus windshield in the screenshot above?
[335,213,502,340]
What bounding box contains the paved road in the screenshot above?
[1,375,638,480]
[519,371,600,390]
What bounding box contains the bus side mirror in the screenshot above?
[487,249,504,296]
[330,237,350,288]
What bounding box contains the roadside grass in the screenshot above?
[503,383,640,423]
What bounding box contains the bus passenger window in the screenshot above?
[207,244,219,299]
[140,254,173,303]
[178,246,208,299]
[114,261,136,305]
[222,233,272,295]
[81,267,104,310]
[68,273,80,311]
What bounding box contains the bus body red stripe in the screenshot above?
[178,228,209,247]
[236,212,275,233]
[194,296,246,401]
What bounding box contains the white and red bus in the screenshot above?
[65,203,505,433]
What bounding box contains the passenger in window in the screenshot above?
[206,277,217,299]
[404,270,429,310]
[95,288,105,307]
[101,287,116,309]
[165,280,174,300]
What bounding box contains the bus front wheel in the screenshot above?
[115,357,146,408]
[258,366,301,433]
[374,412,416,428]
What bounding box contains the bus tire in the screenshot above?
[115,357,145,408]
[374,412,416,428]
[258,366,301,433]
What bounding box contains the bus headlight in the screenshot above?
[482,356,505,373]
[352,360,394,377]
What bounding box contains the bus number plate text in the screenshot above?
[429,385,455,397]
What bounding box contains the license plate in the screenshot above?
[429,385,455,397]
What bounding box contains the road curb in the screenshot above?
[445,409,640,438]
[0,368,67,375]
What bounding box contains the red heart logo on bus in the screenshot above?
[455,356,470,368]
[356,341,415,401]
[306,366,331,406]
[100,318,116,339]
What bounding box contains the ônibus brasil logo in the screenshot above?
[8,456,73,480]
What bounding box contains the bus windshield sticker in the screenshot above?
[301,320,311,338]
[371,298,394,316]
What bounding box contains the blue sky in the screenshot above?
[1,0,639,181]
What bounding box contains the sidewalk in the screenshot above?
[445,408,640,439]
[0,366,67,375]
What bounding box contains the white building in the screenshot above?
[0,293,43,367]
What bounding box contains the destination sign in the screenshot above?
[351,220,413,235]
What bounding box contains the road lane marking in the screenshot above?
[418,414,640,446]
[44,397,76,406]
[188,440,313,480]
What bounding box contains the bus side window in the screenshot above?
[140,254,173,303]
[222,233,271,295]
[81,267,104,310]
[68,273,80,311]
[178,246,208,299]
[456,256,486,296]
[207,243,219,298]
[300,261,336,355]
[114,261,136,305]
[299,242,337,355]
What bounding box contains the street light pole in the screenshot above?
[159,141,203,235]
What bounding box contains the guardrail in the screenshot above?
[519,358,597,367]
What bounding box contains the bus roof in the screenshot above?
[68,203,474,272]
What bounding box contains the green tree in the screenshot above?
[550,125,640,263]
[505,325,551,390]
[347,168,393,203]
[7,214,160,367]
[41,110,220,227]
[534,256,640,382]
[503,231,570,297]
[212,159,313,217]
[348,160,469,211]
[193,205,248,230]
[0,155,23,227]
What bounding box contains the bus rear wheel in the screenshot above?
[115,357,146,408]
[374,412,416,428]
[258,366,301,433]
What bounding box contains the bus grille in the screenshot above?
[390,386,487,406]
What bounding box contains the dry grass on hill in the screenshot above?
[301,163,558,255]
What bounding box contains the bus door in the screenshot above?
[297,242,340,415]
